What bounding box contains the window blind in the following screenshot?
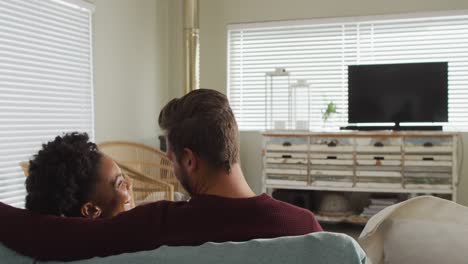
[228,12,468,131]
[0,0,94,207]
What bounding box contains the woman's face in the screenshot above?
[85,155,132,218]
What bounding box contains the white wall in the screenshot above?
[196,0,468,205]
[168,0,185,100]
[93,0,170,147]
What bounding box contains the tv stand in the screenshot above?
[262,130,459,225]
[341,125,443,131]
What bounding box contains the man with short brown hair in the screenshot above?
[0,89,322,261]
[159,89,250,197]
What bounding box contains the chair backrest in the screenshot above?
[117,162,174,205]
[19,161,29,177]
[98,141,184,194]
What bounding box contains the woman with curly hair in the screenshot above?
[25,132,132,218]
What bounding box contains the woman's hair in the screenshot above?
[25,132,103,217]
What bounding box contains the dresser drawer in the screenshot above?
[356,159,402,166]
[404,168,452,187]
[265,166,308,186]
[309,153,353,166]
[312,177,354,188]
[404,172,452,178]
[265,167,308,176]
[356,171,402,178]
[265,136,308,152]
[356,175,402,187]
[355,137,402,153]
[404,166,451,173]
[355,182,402,189]
[405,154,452,161]
[265,178,308,186]
[310,137,353,153]
[310,153,353,160]
[404,172,452,186]
[404,184,451,190]
[310,159,354,166]
[404,137,453,153]
[265,152,308,166]
[405,160,452,167]
[357,154,401,160]
[310,169,353,177]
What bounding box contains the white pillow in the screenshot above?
[359,196,468,264]
[384,219,468,264]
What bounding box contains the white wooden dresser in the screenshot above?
[262,131,460,202]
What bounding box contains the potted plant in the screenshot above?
[322,101,338,128]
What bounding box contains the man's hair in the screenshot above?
[25,132,103,217]
[158,89,240,172]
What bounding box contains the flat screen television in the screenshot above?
[348,62,448,125]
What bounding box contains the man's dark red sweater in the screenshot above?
[0,193,322,261]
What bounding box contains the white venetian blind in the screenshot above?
[0,0,95,207]
[228,12,468,131]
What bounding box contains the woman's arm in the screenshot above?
[0,201,166,261]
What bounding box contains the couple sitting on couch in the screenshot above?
[0,89,323,261]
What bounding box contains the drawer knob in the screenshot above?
[423,142,434,147]
[282,142,292,147]
[374,142,384,147]
[327,140,338,147]
[282,155,292,158]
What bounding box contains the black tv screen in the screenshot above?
[348,62,448,124]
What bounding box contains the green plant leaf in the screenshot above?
[322,101,338,122]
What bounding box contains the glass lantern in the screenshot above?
[290,79,311,131]
[264,68,291,130]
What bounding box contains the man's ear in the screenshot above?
[182,148,198,172]
[81,202,102,219]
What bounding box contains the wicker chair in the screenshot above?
[117,162,174,205]
[19,161,175,206]
[98,141,185,194]
[19,161,29,177]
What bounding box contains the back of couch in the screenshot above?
[2,232,366,264]
[0,243,33,264]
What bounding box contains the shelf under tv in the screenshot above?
[264,182,454,195]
